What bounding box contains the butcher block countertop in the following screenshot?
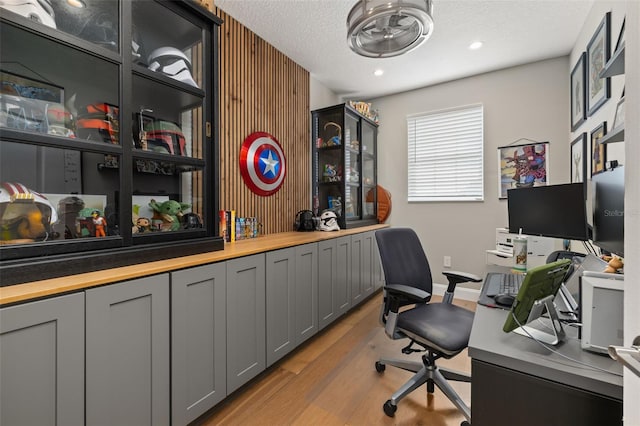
[0,225,388,306]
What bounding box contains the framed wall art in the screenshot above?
[570,133,587,184]
[586,12,611,116]
[590,122,607,176]
[612,95,625,130]
[497,141,549,199]
[570,52,586,131]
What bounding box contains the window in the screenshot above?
[407,104,484,202]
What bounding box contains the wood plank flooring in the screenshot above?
[195,293,477,426]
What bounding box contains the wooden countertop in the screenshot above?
[0,225,388,306]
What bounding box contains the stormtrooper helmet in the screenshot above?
[147,47,199,88]
[318,210,340,231]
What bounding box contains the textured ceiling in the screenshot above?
[215,0,594,100]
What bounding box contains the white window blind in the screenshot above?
[407,104,484,202]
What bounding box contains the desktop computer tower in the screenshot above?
[580,271,624,354]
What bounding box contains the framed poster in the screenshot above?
[570,53,586,131]
[497,142,549,199]
[590,122,607,176]
[586,12,611,116]
[570,133,587,184]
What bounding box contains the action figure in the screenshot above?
[91,210,107,237]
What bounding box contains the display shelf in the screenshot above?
[0,0,224,286]
[600,42,625,78]
[601,126,624,144]
[312,103,378,229]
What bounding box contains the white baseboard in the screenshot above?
[432,283,480,302]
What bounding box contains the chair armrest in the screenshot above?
[384,284,431,303]
[442,270,482,294]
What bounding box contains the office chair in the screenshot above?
[374,228,482,425]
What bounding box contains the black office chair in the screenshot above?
[374,228,482,425]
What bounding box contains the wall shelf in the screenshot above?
[601,126,624,144]
[600,42,625,78]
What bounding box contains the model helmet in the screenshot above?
[0,182,58,241]
[49,0,117,49]
[147,47,199,88]
[144,119,186,156]
[0,0,56,28]
[76,103,119,144]
[318,210,340,231]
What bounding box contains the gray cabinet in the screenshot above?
[85,274,170,426]
[171,263,227,425]
[226,254,266,393]
[266,247,296,366]
[336,235,353,315]
[318,237,351,330]
[361,231,376,298]
[351,232,377,306]
[295,243,318,345]
[0,293,84,426]
[318,239,338,330]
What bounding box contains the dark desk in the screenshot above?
[468,304,623,426]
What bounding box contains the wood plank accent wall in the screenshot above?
[214,9,311,236]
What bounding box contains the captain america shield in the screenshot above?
[239,132,287,196]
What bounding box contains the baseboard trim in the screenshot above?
[433,283,480,302]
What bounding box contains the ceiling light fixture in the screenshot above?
[469,41,483,50]
[347,0,434,58]
[374,69,384,76]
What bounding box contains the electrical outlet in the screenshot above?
[444,256,452,268]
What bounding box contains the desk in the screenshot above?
[468,304,623,426]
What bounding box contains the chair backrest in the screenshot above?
[375,228,433,295]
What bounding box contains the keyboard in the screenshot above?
[485,273,525,297]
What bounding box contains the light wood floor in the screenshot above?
[196,293,477,426]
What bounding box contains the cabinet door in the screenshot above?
[295,243,318,345]
[372,232,385,290]
[0,293,84,426]
[86,275,170,426]
[351,233,364,305]
[266,247,296,366]
[336,235,352,315]
[226,254,266,393]
[318,239,337,330]
[171,263,227,425]
[362,231,375,298]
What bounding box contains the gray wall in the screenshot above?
[368,57,570,289]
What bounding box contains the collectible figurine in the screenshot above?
[91,210,107,237]
[148,199,191,231]
[133,217,151,234]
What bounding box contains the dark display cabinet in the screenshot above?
[0,0,223,285]
[312,104,377,229]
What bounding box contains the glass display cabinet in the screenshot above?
[0,0,223,285]
[312,103,378,229]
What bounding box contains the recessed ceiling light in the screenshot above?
[469,41,483,50]
[374,69,384,77]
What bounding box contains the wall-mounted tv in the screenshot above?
[592,166,624,257]
[507,183,589,241]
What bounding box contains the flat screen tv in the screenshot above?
[592,166,624,257]
[507,183,589,241]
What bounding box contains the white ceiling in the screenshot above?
[215,0,595,100]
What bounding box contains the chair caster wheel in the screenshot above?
[383,400,397,417]
[375,361,386,373]
[461,421,471,426]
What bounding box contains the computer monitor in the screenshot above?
[507,183,589,241]
[592,166,624,257]
[503,259,572,345]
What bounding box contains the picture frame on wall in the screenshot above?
[590,122,607,176]
[570,53,587,131]
[614,16,625,52]
[586,12,611,116]
[570,133,587,184]
[497,141,549,199]
[612,96,625,130]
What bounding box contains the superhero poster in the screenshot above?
[497,142,549,199]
